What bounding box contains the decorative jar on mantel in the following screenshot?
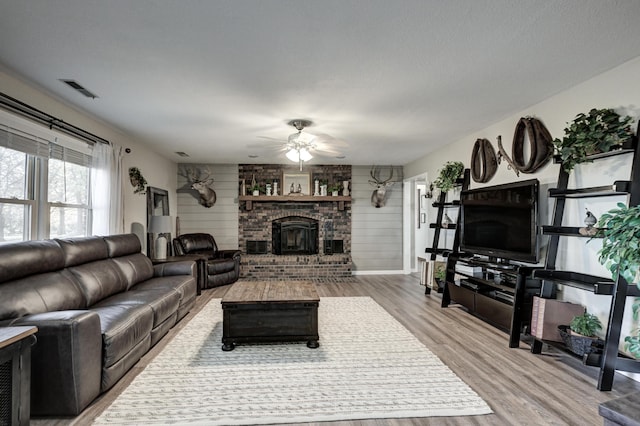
[343,181,350,196]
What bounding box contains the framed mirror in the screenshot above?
[146,186,171,259]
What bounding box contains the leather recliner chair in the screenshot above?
[173,233,241,288]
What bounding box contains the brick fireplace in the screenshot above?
[238,164,352,280]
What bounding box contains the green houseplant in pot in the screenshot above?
[249,183,263,196]
[434,161,464,194]
[553,108,633,173]
[559,311,603,356]
[596,202,640,359]
[433,262,447,288]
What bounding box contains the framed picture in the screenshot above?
[282,172,311,195]
[146,186,171,258]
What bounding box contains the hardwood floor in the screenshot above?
[33,275,639,425]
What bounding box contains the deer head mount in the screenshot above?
[369,166,395,208]
[178,166,216,208]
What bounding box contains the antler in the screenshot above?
[380,167,394,184]
[178,166,197,182]
[369,166,380,185]
[196,166,214,185]
[179,166,214,184]
[369,166,394,186]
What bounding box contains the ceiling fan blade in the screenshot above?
[257,135,288,142]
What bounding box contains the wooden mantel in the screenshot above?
[239,195,352,211]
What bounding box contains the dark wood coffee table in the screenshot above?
[221,281,319,351]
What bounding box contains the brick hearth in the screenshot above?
[241,254,352,280]
[239,164,352,280]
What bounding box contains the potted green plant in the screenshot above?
[596,202,640,359]
[570,312,603,337]
[433,263,447,287]
[558,311,603,356]
[329,183,341,196]
[128,167,147,194]
[433,161,464,194]
[250,183,262,196]
[553,108,633,172]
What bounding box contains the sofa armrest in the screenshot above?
[9,310,102,416]
[218,249,241,260]
[154,260,196,277]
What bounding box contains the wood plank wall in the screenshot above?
[176,163,239,249]
[351,165,403,272]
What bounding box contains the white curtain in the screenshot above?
[91,142,124,235]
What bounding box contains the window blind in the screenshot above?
[0,125,49,158]
[49,142,92,167]
[0,124,92,166]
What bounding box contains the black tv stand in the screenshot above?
[486,262,516,270]
[442,255,541,347]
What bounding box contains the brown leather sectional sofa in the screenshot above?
[0,233,197,416]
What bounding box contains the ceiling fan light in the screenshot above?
[299,148,313,161]
[286,148,300,162]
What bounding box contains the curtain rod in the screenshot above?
[0,92,109,145]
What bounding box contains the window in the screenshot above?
[0,146,33,243]
[47,147,92,239]
[0,117,93,244]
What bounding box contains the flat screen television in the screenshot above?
[459,179,539,264]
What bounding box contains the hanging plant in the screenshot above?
[596,202,640,359]
[128,167,147,194]
[625,301,640,359]
[597,202,640,287]
[553,108,633,173]
[434,161,464,193]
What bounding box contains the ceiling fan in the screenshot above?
[254,119,346,170]
[286,119,316,170]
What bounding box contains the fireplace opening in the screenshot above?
[272,216,318,255]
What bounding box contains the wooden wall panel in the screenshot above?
[351,165,403,272]
[176,163,239,250]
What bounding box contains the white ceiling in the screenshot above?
[2,1,640,166]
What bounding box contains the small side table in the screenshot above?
[0,326,37,426]
[152,255,207,296]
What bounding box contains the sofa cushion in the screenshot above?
[89,304,154,367]
[67,259,127,306]
[95,287,180,328]
[56,236,109,267]
[0,270,86,320]
[111,253,154,290]
[103,234,143,257]
[0,239,64,284]
[135,275,196,309]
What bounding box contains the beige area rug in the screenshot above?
[93,297,492,425]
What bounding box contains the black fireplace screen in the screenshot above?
[272,217,319,255]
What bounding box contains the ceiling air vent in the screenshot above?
[59,79,98,99]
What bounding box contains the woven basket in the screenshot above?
[558,325,603,357]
